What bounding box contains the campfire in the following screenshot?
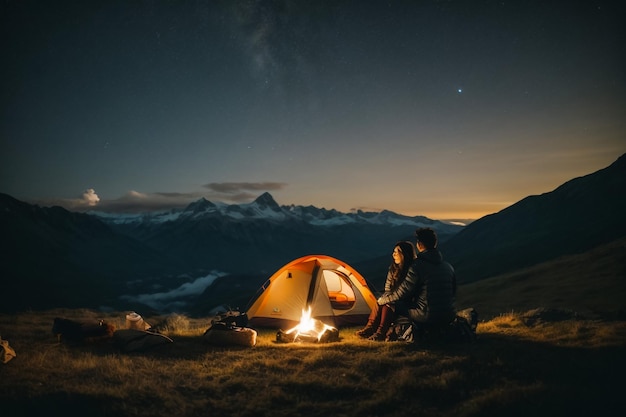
[276,307,339,343]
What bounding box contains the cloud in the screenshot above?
[121,271,227,311]
[94,190,205,213]
[81,189,100,206]
[33,189,101,211]
[204,181,286,193]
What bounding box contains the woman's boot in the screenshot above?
[355,320,377,338]
[367,330,386,341]
[368,305,393,341]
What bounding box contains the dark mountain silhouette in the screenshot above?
[441,153,626,283]
[0,193,188,312]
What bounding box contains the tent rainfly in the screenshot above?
[245,255,378,329]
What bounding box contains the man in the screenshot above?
[377,227,457,331]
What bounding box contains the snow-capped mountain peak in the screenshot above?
[185,197,217,214]
[253,192,281,210]
[88,192,459,232]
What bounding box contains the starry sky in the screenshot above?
[1,0,624,221]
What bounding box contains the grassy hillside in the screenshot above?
[1,238,625,417]
[456,236,626,320]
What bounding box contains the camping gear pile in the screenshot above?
[202,310,257,347]
[47,309,259,352]
[50,313,175,352]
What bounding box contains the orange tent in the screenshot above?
[246,255,378,329]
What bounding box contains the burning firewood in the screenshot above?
[275,308,339,343]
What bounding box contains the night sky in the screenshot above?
[1,0,624,221]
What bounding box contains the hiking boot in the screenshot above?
[367,332,386,341]
[355,325,375,338]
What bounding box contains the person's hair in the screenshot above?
[415,227,437,249]
[389,240,416,285]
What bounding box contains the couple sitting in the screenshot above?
[356,227,457,341]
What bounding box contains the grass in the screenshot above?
[455,236,626,320]
[1,308,625,417]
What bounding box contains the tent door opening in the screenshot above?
[323,269,356,310]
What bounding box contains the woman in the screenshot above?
[356,240,416,341]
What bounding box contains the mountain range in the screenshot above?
[88,191,462,280]
[0,190,459,313]
[1,153,624,315]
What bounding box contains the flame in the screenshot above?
[284,307,336,342]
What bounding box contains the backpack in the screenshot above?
[456,307,478,332]
[387,316,415,343]
[445,308,478,343]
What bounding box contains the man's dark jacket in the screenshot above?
[377,248,456,324]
